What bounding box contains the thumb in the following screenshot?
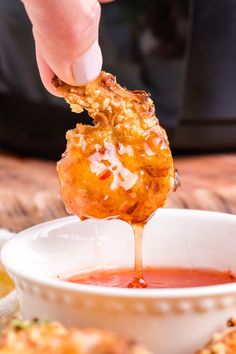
[22,0,102,93]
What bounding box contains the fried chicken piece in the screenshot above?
[196,317,236,354]
[0,320,150,354]
[53,72,175,224]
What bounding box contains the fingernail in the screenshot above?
[72,41,102,85]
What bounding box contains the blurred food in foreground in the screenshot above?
[197,317,236,354]
[0,269,14,298]
[0,319,150,354]
[54,71,175,224]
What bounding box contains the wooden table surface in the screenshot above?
[0,152,235,232]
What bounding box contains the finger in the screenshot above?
[22,0,102,86]
[36,48,62,97]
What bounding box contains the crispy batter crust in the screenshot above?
[54,72,175,224]
[0,320,150,354]
[197,318,236,354]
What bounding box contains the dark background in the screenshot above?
[0,0,236,160]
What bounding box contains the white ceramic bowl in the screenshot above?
[2,209,236,354]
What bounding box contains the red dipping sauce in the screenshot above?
[64,267,236,289]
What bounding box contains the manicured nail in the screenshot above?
[72,41,102,85]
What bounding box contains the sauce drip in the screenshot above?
[65,267,236,289]
[128,224,147,288]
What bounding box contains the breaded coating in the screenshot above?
[197,317,236,354]
[53,72,175,224]
[0,320,150,354]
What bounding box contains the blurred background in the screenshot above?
[0,0,236,231]
[1,0,236,159]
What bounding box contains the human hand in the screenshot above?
[22,0,113,96]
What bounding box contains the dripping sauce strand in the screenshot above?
[127,167,181,288]
[128,223,147,288]
[80,217,148,288]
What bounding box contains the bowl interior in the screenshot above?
[2,209,236,283]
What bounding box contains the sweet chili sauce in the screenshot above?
[65,266,236,289]
[64,221,236,289]
[64,213,236,289]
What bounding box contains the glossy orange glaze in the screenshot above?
[55,72,175,225]
[64,267,236,289]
